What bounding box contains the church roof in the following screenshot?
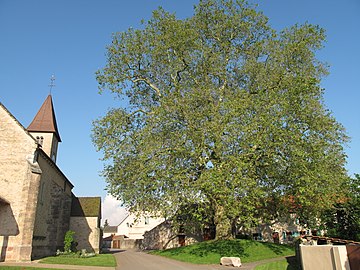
[27,95,61,142]
[71,196,101,218]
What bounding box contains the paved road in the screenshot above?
[0,261,115,270]
[113,250,289,270]
[113,250,223,270]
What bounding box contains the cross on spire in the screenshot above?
[49,75,56,94]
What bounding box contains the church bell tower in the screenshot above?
[27,94,61,163]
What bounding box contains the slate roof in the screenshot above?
[103,225,118,234]
[27,94,61,142]
[71,195,101,218]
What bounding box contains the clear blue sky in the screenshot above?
[1,0,359,201]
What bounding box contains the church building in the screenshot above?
[0,94,101,261]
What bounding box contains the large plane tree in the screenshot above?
[93,0,348,239]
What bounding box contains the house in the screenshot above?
[242,213,309,243]
[102,213,165,249]
[116,213,165,240]
[102,225,117,249]
[0,94,101,261]
[103,225,117,239]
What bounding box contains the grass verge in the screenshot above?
[0,267,65,270]
[254,258,299,270]
[39,253,116,267]
[150,239,295,264]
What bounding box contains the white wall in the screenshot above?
[117,214,164,239]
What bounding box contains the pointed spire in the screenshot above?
[27,95,61,142]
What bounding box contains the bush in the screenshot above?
[64,230,76,253]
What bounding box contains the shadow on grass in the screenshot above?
[286,256,300,270]
[188,240,248,258]
[261,242,293,255]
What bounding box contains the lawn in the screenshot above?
[150,239,295,264]
[255,258,299,270]
[0,267,65,270]
[39,253,116,267]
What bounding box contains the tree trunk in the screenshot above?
[214,204,233,240]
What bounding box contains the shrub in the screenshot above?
[64,230,76,253]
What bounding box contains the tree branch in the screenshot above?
[132,78,162,97]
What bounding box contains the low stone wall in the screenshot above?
[300,245,351,270]
[121,239,143,250]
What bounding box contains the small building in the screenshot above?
[116,213,165,240]
[240,213,309,244]
[101,213,165,250]
[103,225,118,239]
[70,196,102,253]
[102,225,117,249]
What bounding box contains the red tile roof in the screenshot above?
[27,95,61,142]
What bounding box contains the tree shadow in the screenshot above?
[261,241,292,255]
[188,240,247,258]
[101,249,126,254]
[286,256,301,270]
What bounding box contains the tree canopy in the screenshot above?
[93,0,348,239]
[322,174,360,241]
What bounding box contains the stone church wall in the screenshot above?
[0,106,40,261]
[0,102,101,261]
[31,153,72,259]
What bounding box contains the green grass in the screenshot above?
[0,267,65,270]
[150,239,295,264]
[255,259,299,270]
[39,253,116,267]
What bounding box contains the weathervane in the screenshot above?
[49,75,56,94]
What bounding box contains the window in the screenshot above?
[39,182,45,205]
[36,136,44,146]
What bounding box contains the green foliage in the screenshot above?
[93,0,348,239]
[322,174,360,241]
[63,230,75,253]
[150,239,294,264]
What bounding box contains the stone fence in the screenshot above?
[298,236,360,270]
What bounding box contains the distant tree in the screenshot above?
[322,174,360,241]
[93,0,348,239]
[103,219,109,228]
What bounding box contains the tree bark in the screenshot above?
[214,204,233,240]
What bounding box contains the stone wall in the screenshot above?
[31,154,72,259]
[142,221,202,250]
[0,105,40,261]
[70,217,100,253]
[300,245,351,270]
